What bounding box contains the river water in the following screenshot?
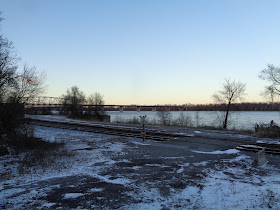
[107,111,280,130]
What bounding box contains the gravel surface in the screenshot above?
[1,121,280,209]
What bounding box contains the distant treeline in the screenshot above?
[182,102,280,111]
[103,102,280,112]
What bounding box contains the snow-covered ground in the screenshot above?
[1,125,280,209]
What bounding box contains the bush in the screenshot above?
[157,111,172,126]
[255,121,280,138]
[0,141,9,156]
[173,113,193,127]
[0,103,24,134]
[0,114,64,156]
[255,127,280,138]
[1,129,64,155]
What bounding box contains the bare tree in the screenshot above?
[0,34,19,102]
[212,79,246,129]
[156,110,171,126]
[62,86,86,116]
[7,65,46,103]
[259,64,280,101]
[63,86,86,105]
[195,111,200,127]
[174,112,193,127]
[87,92,104,106]
[0,14,46,132]
[87,92,105,118]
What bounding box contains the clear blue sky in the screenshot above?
[1,0,279,105]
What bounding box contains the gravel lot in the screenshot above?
[1,124,280,209]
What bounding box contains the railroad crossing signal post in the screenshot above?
[139,115,147,141]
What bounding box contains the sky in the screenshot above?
[1,0,280,105]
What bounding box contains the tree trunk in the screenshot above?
[223,102,231,129]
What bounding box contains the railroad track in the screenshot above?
[29,117,280,155]
[236,142,280,155]
[29,118,184,141]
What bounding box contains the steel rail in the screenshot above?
[28,118,280,155]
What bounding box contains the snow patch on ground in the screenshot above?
[193,161,208,166]
[132,166,142,170]
[63,193,84,199]
[42,203,56,207]
[132,141,151,146]
[257,140,280,145]
[88,188,103,192]
[238,144,263,149]
[123,155,280,209]
[94,174,131,185]
[2,123,280,209]
[160,156,183,159]
[192,149,240,154]
[199,167,280,209]
[177,168,184,173]
[179,163,190,167]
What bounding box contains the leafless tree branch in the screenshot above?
[212,78,246,129]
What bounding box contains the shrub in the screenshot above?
[255,127,280,138]
[255,121,280,138]
[157,111,172,126]
[0,103,24,134]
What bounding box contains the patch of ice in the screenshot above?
[63,193,84,199]
[192,149,240,155]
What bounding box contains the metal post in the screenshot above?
[139,115,147,141]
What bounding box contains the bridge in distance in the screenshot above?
[23,96,188,112]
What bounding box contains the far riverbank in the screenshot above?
[107,111,280,131]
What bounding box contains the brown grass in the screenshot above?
[255,127,280,138]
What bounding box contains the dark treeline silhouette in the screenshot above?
[183,102,280,111]
[99,102,280,112]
